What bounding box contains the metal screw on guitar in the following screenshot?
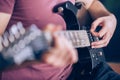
[58,7,64,12]
[99,51,103,56]
[57,7,64,15]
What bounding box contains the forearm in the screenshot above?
[88,0,115,20]
[76,0,117,26]
[0,12,11,35]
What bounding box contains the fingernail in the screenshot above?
[99,35,103,38]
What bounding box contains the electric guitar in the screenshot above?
[0,1,105,72]
[53,1,105,74]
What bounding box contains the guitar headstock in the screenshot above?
[0,22,51,69]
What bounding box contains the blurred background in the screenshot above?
[100,0,120,62]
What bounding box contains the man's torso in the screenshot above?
[1,0,74,80]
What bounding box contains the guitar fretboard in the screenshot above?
[0,24,91,53]
[54,30,90,48]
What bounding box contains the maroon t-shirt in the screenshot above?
[0,0,75,80]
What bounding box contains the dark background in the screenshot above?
[100,0,120,62]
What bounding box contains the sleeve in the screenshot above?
[0,0,15,14]
[92,62,120,80]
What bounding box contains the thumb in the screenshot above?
[90,17,104,36]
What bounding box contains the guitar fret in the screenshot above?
[73,32,79,46]
[78,31,87,47]
[70,31,76,44]
[75,31,81,46]
[65,32,69,40]
[73,31,78,46]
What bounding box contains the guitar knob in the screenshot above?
[10,24,20,39]
[17,22,26,35]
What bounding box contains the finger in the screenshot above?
[91,39,107,48]
[69,49,78,63]
[102,32,111,45]
[52,33,61,48]
[59,39,78,65]
[66,44,78,63]
[53,51,73,67]
[90,18,104,36]
[56,51,72,67]
[53,34,67,49]
[42,51,56,65]
[43,49,66,67]
[46,49,70,67]
[91,33,111,48]
[64,39,78,63]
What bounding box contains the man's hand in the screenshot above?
[41,24,78,67]
[90,14,117,48]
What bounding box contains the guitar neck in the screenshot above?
[45,30,90,48]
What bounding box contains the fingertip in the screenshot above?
[92,32,99,37]
[90,26,95,32]
[98,34,103,38]
[91,42,97,47]
[72,50,78,63]
[74,57,78,63]
[90,29,94,33]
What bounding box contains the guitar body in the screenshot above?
[53,1,105,79]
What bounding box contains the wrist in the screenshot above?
[109,13,117,27]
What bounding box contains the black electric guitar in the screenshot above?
[53,1,105,73]
[0,1,105,72]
